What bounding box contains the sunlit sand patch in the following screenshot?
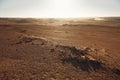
[94,17,104,21]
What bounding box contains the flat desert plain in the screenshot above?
[0,18,120,80]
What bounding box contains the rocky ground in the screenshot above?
[0,18,120,80]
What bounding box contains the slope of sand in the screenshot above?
[0,18,120,80]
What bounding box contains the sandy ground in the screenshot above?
[0,18,120,80]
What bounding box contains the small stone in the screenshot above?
[16,41,22,44]
[101,48,106,52]
[41,42,44,45]
[50,48,55,52]
[65,78,70,80]
[50,78,56,80]
[81,56,86,61]
[59,50,64,53]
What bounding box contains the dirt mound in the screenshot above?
[52,45,102,71]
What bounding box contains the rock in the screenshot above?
[81,56,86,61]
[50,78,56,80]
[50,48,55,52]
[41,42,44,45]
[22,38,33,43]
[114,69,120,75]
[16,41,22,44]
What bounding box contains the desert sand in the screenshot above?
[0,17,120,80]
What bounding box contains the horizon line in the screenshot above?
[0,16,120,19]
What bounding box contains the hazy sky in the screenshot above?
[0,0,120,18]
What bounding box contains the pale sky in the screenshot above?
[0,0,120,18]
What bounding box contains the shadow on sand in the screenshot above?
[62,57,103,72]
